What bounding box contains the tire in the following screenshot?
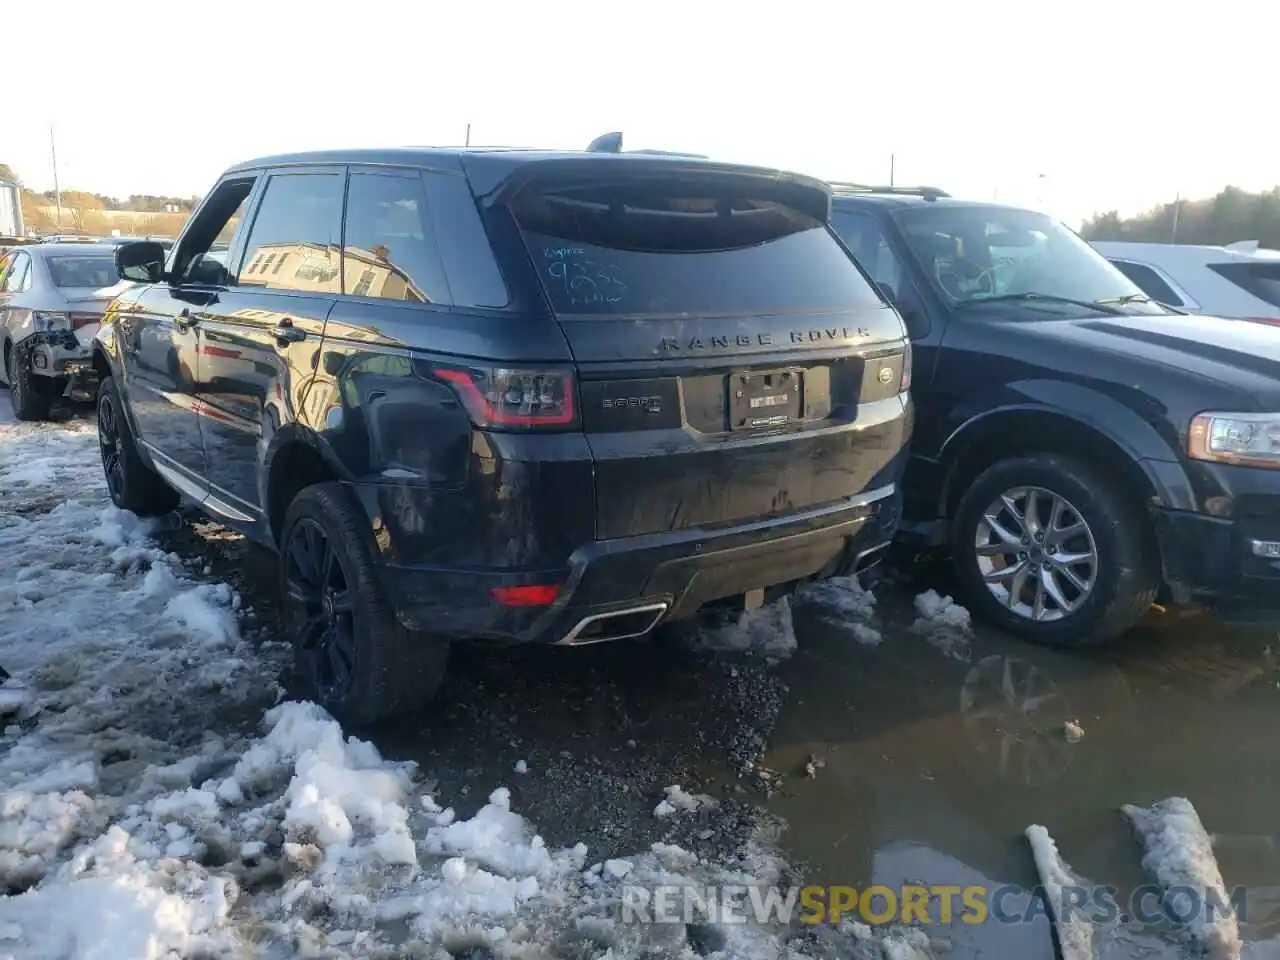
[951,454,1159,647]
[279,482,450,725]
[97,375,181,515]
[8,338,56,422]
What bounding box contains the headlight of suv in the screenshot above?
[1188,412,1280,468]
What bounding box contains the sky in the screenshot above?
[5,0,1277,228]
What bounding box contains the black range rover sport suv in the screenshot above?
[93,142,913,722]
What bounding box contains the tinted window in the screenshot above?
[510,180,879,317]
[47,256,117,289]
[238,173,344,294]
[423,171,509,309]
[1107,260,1184,306]
[830,210,928,337]
[1208,261,1280,308]
[342,172,449,303]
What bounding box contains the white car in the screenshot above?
[0,242,123,419]
[1091,240,1280,324]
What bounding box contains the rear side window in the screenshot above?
[48,256,116,289]
[342,171,449,303]
[3,252,29,292]
[424,171,510,309]
[1208,261,1280,308]
[239,172,344,294]
[1107,259,1184,306]
[509,180,880,317]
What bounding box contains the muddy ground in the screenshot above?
[158,512,1280,955]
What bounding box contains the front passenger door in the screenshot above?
[120,178,258,490]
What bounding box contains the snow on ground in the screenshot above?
[909,590,972,662]
[1122,797,1243,960]
[1025,824,1094,960]
[0,407,925,958]
[687,597,799,663]
[653,785,718,819]
[795,576,883,646]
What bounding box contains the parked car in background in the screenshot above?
[829,184,1280,647]
[93,142,913,722]
[0,243,118,418]
[98,236,175,250]
[40,235,104,244]
[1092,240,1280,323]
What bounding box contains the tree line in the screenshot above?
[1,162,196,236]
[1081,185,1280,247]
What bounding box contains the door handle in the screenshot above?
[174,308,198,332]
[274,321,307,346]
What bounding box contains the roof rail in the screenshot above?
[629,149,709,159]
[828,181,950,200]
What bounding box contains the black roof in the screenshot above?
[222,147,830,201]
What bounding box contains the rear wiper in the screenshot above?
[955,292,1126,315]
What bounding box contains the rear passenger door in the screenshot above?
[195,168,345,524]
[315,167,461,481]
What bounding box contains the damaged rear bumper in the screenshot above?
[18,331,100,401]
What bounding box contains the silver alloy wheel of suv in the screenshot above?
[973,485,1099,622]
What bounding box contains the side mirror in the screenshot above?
[115,241,167,283]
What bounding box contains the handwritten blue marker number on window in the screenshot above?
[544,247,628,307]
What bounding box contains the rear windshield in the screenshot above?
[509,180,879,317]
[1208,261,1280,308]
[47,256,116,289]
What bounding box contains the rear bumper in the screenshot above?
[1153,505,1280,623]
[21,331,97,397]
[380,482,901,643]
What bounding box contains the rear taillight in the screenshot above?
[69,312,100,331]
[900,341,913,392]
[434,365,578,430]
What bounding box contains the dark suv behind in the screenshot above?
[829,185,1280,646]
[93,145,912,722]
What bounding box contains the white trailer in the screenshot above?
[0,181,24,237]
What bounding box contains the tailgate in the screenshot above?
[504,169,910,539]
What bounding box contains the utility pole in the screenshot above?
[465,123,471,147]
[1170,191,1181,243]
[889,153,895,187]
[50,125,62,228]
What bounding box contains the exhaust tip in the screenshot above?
[559,602,668,646]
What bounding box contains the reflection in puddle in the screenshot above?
[767,577,1280,958]
[960,655,1077,787]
